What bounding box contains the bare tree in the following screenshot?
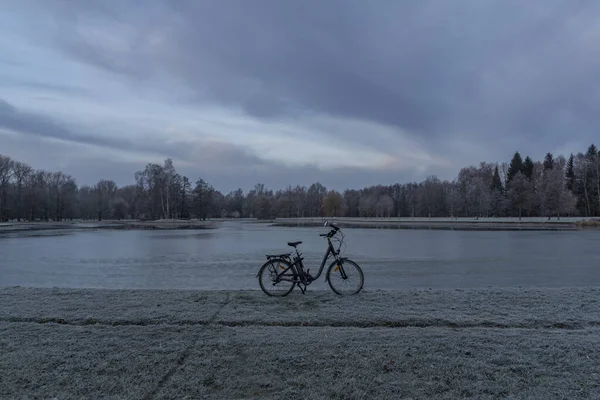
[590,152,600,215]
[389,183,402,217]
[574,153,592,216]
[162,158,176,218]
[322,190,347,217]
[541,159,565,219]
[375,194,394,217]
[456,166,492,217]
[343,189,360,217]
[4,141,600,221]
[358,194,377,217]
[307,182,327,217]
[0,155,14,221]
[11,161,32,221]
[506,172,532,220]
[94,179,117,221]
[420,176,442,218]
[445,184,461,218]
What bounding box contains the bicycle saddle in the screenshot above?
[287,241,302,247]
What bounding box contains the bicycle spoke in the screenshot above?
[258,259,296,296]
[327,259,364,295]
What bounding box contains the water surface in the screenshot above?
[1,221,599,290]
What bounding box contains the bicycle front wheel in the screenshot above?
[326,258,364,295]
[258,258,296,296]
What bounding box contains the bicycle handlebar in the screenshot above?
[319,224,340,238]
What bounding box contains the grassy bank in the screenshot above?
[272,217,600,231]
[1,287,599,399]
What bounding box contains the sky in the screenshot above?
[1,0,599,193]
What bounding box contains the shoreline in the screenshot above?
[271,216,600,231]
[2,287,599,399]
[2,216,600,233]
[0,218,217,234]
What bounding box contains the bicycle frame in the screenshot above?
[288,236,340,282]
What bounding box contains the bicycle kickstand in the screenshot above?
[297,282,307,294]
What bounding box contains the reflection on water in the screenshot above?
[1,221,600,290]
[149,232,216,240]
[0,230,77,239]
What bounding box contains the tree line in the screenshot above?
[0,144,599,222]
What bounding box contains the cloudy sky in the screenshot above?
[1,0,599,193]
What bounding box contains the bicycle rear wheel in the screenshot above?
[258,258,296,296]
[326,258,364,295]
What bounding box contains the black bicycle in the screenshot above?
[257,221,364,296]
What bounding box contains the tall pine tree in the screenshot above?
[491,165,504,193]
[586,144,598,159]
[543,152,554,170]
[565,153,575,192]
[506,151,524,184]
[522,156,534,180]
[585,144,599,216]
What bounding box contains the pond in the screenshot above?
[1,221,599,290]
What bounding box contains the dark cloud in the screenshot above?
[1,110,405,192]
[0,98,140,151]
[2,81,91,98]
[0,97,287,189]
[38,0,600,146]
[4,0,600,191]
[0,98,269,176]
[1,125,427,192]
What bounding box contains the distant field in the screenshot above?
[2,287,599,399]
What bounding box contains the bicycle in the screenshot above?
[257,221,364,296]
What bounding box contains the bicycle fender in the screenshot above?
[256,258,290,278]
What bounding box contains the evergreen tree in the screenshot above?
[489,165,506,217]
[193,178,213,220]
[506,171,531,220]
[5,143,600,220]
[506,151,524,184]
[522,156,534,180]
[586,144,598,162]
[491,165,503,193]
[565,153,575,192]
[585,144,599,216]
[543,152,554,170]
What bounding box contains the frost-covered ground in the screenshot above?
[2,287,600,399]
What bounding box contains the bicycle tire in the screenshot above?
[326,258,364,295]
[258,258,296,296]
